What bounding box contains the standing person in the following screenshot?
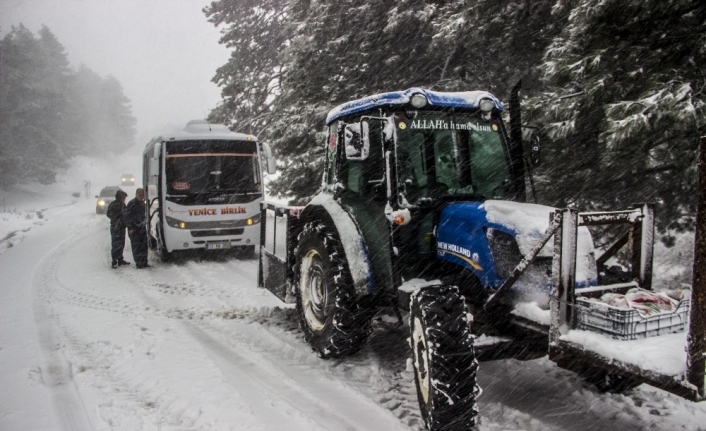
[106,190,129,268]
[124,188,151,268]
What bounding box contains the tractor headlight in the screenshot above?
[410,93,428,108]
[486,228,522,279]
[479,98,495,112]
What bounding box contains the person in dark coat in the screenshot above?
[106,189,130,268]
[124,188,151,268]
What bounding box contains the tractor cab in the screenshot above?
[323,88,542,304]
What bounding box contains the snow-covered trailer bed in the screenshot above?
[545,201,705,402]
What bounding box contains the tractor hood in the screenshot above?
[435,200,597,291]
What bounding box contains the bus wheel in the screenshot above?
[294,221,371,359]
[410,286,480,430]
[158,243,173,262]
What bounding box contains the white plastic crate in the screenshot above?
[575,296,690,340]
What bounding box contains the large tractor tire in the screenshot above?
[294,221,371,358]
[410,286,480,431]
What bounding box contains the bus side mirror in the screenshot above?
[260,142,277,174]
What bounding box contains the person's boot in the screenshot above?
[111,260,118,269]
[118,259,131,266]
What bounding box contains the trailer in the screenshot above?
[258,88,706,430]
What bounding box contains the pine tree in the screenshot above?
[0,25,137,187]
[205,0,566,202]
[528,0,706,234]
[0,25,69,186]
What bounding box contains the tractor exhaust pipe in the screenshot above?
[509,81,526,201]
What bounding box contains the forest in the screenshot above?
[204,0,705,238]
[0,24,136,187]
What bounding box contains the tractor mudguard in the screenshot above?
[302,193,375,297]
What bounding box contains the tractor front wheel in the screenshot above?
[410,285,480,430]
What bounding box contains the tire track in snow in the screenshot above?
[181,317,413,431]
[31,215,105,431]
[39,219,418,430]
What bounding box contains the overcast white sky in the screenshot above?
[0,0,230,144]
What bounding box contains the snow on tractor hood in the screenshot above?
[436,200,597,289]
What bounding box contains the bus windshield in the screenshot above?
[394,112,512,204]
[165,140,260,198]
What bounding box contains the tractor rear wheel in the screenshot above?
[410,285,480,430]
[295,221,371,358]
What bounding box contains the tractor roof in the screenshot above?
[326,88,503,125]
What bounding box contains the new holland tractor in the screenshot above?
[258,86,706,430]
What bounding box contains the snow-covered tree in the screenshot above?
[528,0,706,235]
[206,0,557,202]
[0,25,136,187]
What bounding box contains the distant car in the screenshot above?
[96,186,123,214]
[121,174,135,186]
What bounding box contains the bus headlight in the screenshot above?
[247,213,261,225]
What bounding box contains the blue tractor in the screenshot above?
[259,86,705,430]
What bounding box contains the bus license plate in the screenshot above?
[206,241,231,250]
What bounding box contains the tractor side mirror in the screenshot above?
[523,128,541,166]
[529,133,541,166]
[343,121,370,161]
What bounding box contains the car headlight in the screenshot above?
[97,200,105,206]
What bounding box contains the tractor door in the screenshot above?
[336,118,396,297]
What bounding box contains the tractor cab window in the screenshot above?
[395,112,512,205]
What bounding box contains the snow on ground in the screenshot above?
[1,154,706,431]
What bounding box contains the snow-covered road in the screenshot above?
[2,184,706,431]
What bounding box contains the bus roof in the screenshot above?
[145,120,256,151]
[326,88,503,125]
